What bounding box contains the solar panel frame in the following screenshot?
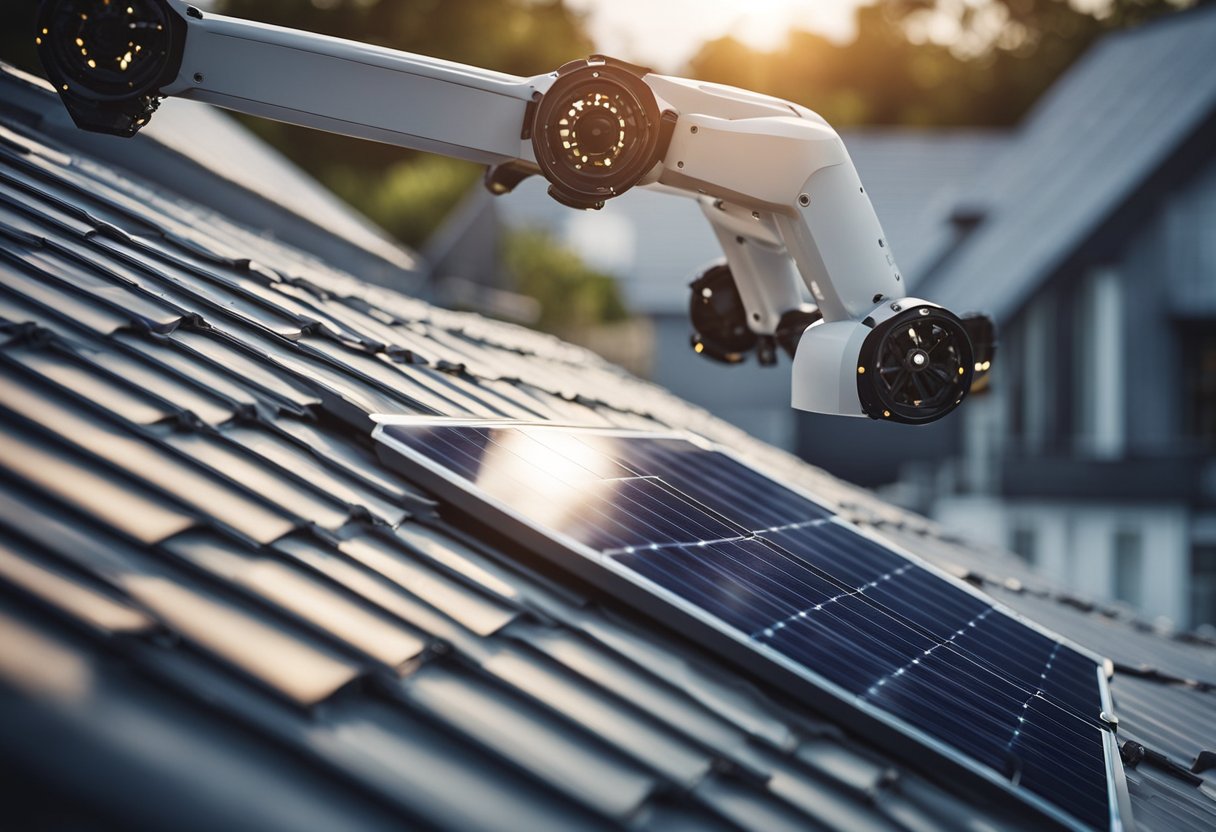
[371,416,1133,832]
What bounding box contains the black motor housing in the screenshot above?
[36,0,186,136]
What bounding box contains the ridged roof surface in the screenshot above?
[919,4,1216,321]
[0,64,1214,832]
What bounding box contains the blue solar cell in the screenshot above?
[376,421,1124,831]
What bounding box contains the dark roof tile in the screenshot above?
[397,659,659,820]
[339,532,520,636]
[0,420,196,545]
[0,538,155,635]
[163,531,428,670]
[162,431,353,531]
[507,619,772,777]
[5,342,175,426]
[225,424,408,525]
[0,366,295,542]
[0,607,414,832]
[694,771,833,832]
[121,573,363,706]
[481,642,716,786]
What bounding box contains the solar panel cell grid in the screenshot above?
[377,422,1121,831]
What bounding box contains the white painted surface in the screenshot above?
[934,496,1191,624]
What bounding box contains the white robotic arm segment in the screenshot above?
[163,0,543,166]
[36,0,988,424]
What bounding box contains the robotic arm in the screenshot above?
[35,0,994,424]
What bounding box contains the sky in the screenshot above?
[563,0,871,73]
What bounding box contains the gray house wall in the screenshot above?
[935,151,1216,627]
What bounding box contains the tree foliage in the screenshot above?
[503,228,627,333]
[688,0,1190,128]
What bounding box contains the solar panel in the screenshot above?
[373,418,1130,831]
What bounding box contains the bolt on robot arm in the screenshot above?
[36,0,994,424]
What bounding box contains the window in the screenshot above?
[1075,268,1124,458]
[1009,525,1037,565]
[1182,327,1216,449]
[1192,545,1216,628]
[1112,530,1142,607]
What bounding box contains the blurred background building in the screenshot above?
[2,0,1212,630]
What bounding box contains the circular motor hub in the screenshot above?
[531,57,667,209]
[856,305,974,424]
[40,0,175,97]
[36,0,184,136]
[688,262,757,364]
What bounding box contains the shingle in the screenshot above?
[0,178,95,237]
[389,523,525,605]
[0,476,166,578]
[0,608,415,832]
[116,330,261,412]
[0,420,194,545]
[791,737,891,797]
[273,416,431,507]
[1123,763,1216,832]
[317,697,619,832]
[0,257,131,335]
[634,799,739,832]
[4,343,174,427]
[694,772,833,832]
[750,744,904,832]
[217,325,414,420]
[0,537,154,634]
[84,341,236,426]
[274,534,483,648]
[162,531,427,670]
[0,283,75,334]
[162,432,352,531]
[482,644,714,786]
[1114,674,1216,769]
[121,574,362,707]
[339,533,519,636]
[86,235,306,338]
[0,365,294,543]
[170,328,322,414]
[16,244,191,332]
[224,425,407,525]
[296,336,461,414]
[507,619,771,776]
[575,611,796,750]
[397,660,658,819]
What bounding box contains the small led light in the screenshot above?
[694,342,704,354]
[858,366,865,374]
[958,367,965,375]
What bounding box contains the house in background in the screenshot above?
[435,5,1216,629]
[904,5,1216,629]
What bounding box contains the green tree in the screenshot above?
[688,0,1191,128]
[503,228,626,334]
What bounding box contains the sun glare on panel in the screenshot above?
[474,429,620,531]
